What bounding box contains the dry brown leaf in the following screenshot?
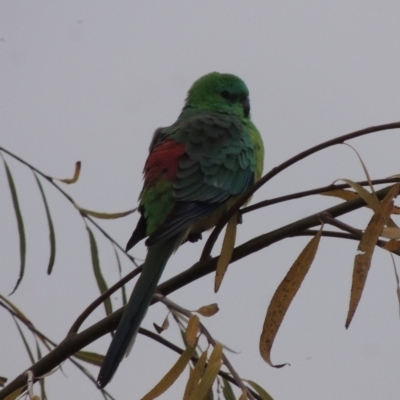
[196,303,219,317]
[345,184,399,328]
[58,161,81,184]
[384,240,400,252]
[381,227,400,240]
[153,313,169,334]
[215,214,237,293]
[259,228,322,366]
[392,205,400,215]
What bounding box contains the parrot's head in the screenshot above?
[185,72,251,118]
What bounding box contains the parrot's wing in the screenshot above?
[147,113,255,245]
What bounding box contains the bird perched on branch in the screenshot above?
[97,72,264,388]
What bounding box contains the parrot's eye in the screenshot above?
[220,90,232,100]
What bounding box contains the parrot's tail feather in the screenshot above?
[97,236,179,388]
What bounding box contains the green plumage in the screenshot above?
[97,72,264,388]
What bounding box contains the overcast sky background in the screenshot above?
[1,2,400,399]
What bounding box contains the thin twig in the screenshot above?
[242,177,400,214]
[68,265,143,334]
[200,122,400,261]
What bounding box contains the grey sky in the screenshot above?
[1,2,400,399]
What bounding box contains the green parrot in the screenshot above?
[97,72,264,388]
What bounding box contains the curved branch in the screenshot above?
[200,122,400,260]
[2,119,400,397]
[242,177,400,214]
[68,265,143,334]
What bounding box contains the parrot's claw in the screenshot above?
[187,232,203,243]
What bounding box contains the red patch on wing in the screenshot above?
[144,140,186,184]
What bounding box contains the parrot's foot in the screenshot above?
[187,232,203,243]
[237,211,243,225]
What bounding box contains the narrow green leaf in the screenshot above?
[33,173,56,274]
[222,378,236,400]
[13,318,35,364]
[36,340,47,400]
[245,380,274,400]
[338,179,380,213]
[0,294,31,325]
[3,158,26,294]
[74,350,104,366]
[114,246,127,305]
[87,227,112,316]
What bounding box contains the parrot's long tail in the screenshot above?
[97,236,178,388]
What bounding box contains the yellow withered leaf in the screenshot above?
[183,350,208,400]
[141,344,196,400]
[185,315,200,347]
[321,188,359,201]
[338,179,380,213]
[259,228,322,366]
[196,303,219,317]
[322,188,400,215]
[215,214,237,293]
[346,184,399,328]
[208,342,223,366]
[187,344,223,400]
[3,387,24,400]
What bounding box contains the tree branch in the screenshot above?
[200,122,400,260]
